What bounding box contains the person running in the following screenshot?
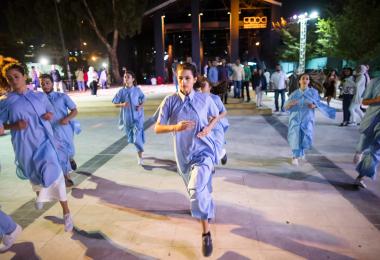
[155,63,220,257]
[285,73,336,166]
[112,71,145,165]
[349,65,367,125]
[353,77,380,188]
[0,209,22,252]
[0,63,73,232]
[40,74,81,187]
[195,76,229,165]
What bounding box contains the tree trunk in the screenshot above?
[109,48,121,84]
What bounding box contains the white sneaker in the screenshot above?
[35,199,44,210]
[64,213,74,232]
[291,158,299,166]
[0,224,22,252]
[355,177,367,189]
[137,157,144,166]
[353,152,362,164]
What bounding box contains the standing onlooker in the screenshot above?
[75,67,85,92]
[30,66,40,90]
[252,68,267,108]
[51,65,63,92]
[231,59,244,99]
[242,61,252,102]
[217,59,230,104]
[323,70,338,106]
[339,67,355,126]
[83,68,88,89]
[270,64,287,112]
[87,66,99,96]
[172,58,179,92]
[349,65,367,125]
[207,60,219,86]
[263,69,270,95]
[99,68,107,89]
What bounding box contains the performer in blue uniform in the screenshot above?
[195,76,229,165]
[112,71,145,165]
[155,63,220,257]
[40,74,80,187]
[285,73,336,166]
[0,64,73,232]
[353,77,380,188]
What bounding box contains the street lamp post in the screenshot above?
[292,11,319,74]
[54,0,72,89]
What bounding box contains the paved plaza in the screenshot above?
[1,86,380,259]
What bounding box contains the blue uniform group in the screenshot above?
[45,91,80,174]
[356,78,380,179]
[285,87,336,158]
[0,90,62,187]
[158,90,219,220]
[112,86,145,152]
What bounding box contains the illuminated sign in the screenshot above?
[243,16,268,29]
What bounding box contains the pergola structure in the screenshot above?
[144,0,282,78]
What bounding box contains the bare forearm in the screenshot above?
[66,109,78,121]
[154,123,176,134]
[363,96,380,105]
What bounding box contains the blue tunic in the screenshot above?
[0,90,62,187]
[209,93,229,160]
[158,90,219,220]
[45,91,80,174]
[285,87,335,157]
[112,86,145,152]
[0,209,16,236]
[356,77,380,179]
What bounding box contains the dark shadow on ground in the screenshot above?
[70,174,354,259]
[263,115,380,229]
[141,157,177,172]
[0,242,40,260]
[44,216,156,260]
[219,167,358,192]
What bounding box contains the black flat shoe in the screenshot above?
[202,232,213,257]
[70,159,77,171]
[221,153,227,165]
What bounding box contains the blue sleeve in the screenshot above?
[212,95,226,114]
[64,94,77,110]
[0,100,9,128]
[41,93,54,113]
[158,96,171,125]
[138,87,145,104]
[207,96,219,118]
[112,89,124,104]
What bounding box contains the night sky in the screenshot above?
[281,0,331,18]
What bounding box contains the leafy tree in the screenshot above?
[334,0,380,64]
[314,18,338,57]
[6,0,147,83]
[276,23,317,62]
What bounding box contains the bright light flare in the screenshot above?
[39,57,49,65]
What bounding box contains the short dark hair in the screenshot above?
[40,73,54,82]
[177,62,197,77]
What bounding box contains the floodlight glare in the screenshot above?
[39,57,49,65]
[310,11,319,19]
